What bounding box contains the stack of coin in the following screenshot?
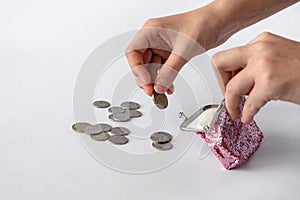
[150,131,173,151]
[72,122,129,145]
[107,101,142,122]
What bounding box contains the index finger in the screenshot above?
[126,50,153,96]
[212,46,249,93]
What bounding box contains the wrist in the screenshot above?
[187,1,241,50]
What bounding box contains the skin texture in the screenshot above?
[212,32,300,123]
[126,0,300,121]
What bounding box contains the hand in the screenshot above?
[125,3,229,96]
[212,32,300,123]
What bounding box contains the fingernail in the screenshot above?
[167,89,173,95]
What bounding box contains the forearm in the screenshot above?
[198,0,300,46]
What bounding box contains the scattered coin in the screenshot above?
[109,135,129,145]
[121,101,140,110]
[93,100,111,108]
[83,124,102,134]
[129,110,142,118]
[108,113,131,122]
[72,122,92,133]
[83,123,112,134]
[111,127,130,136]
[90,132,110,141]
[152,91,168,109]
[108,106,126,114]
[150,131,172,143]
[152,142,173,151]
[97,123,112,132]
[73,100,173,150]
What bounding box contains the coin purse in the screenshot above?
[179,97,264,170]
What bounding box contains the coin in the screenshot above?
[152,142,173,151]
[108,113,131,122]
[83,124,102,134]
[121,101,140,110]
[84,123,112,134]
[150,131,172,143]
[96,123,112,132]
[90,132,110,141]
[93,100,111,108]
[152,91,168,109]
[111,127,130,136]
[72,122,92,133]
[108,106,126,114]
[109,135,129,145]
[129,110,142,118]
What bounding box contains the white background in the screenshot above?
[1,0,300,199]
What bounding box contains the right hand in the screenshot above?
[125,4,229,96]
[212,32,300,123]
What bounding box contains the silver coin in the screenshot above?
[72,122,92,133]
[129,110,142,118]
[83,124,102,134]
[90,132,110,141]
[108,113,131,122]
[150,131,172,143]
[93,100,111,108]
[111,127,130,136]
[152,91,168,109]
[152,142,173,151]
[121,101,140,110]
[96,123,112,132]
[108,114,116,122]
[108,106,126,114]
[109,135,129,145]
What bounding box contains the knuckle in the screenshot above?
[252,41,273,52]
[211,53,222,68]
[125,49,132,57]
[257,58,276,83]
[143,18,163,28]
[225,82,239,96]
[226,80,238,92]
[244,101,260,115]
[258,31,274,40]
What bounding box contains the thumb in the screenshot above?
[154,53,186,93]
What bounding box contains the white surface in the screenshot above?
[187,107,217,131]
[1,0,300,200]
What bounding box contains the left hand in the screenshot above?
[212,32,300,123]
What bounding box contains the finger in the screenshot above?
[154,53,185,93]
[143,48,152,64]
[241,86,268,123]
[212,46,248,92]
[152,48,170,60]
[126,49,154,96]
[148,55,162,82]
[167,84,174,95]
[145,55,162,95]
[126,50,144,69]
[132,64,152,96]
[135,79,153,96]
[224,68,254,120]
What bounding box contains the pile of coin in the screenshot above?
[150,131,173,151]
[72,96,173,150]
[93,100,143,122]
[72,122,129,145]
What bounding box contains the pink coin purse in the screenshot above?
[179,97,264,169]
